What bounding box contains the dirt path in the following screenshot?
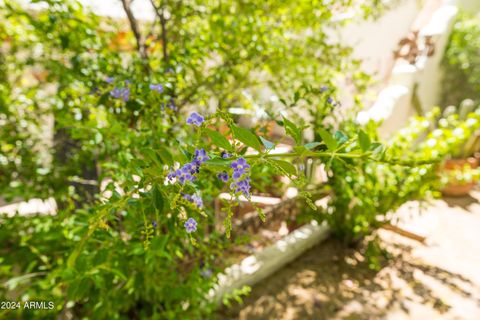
[219,191,480,320]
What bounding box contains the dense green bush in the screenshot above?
[441,11,480,107]
[324,106,480,242]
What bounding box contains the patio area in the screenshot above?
[222,191,480,319]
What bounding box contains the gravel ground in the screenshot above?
[218,191,480,320]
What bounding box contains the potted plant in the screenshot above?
[439,99,480,196]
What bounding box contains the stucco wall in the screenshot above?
[339,0,420,81]
[358,1,461,138]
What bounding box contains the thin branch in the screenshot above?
[149,0,169,64]
[120,0,149,62]
[382,223,426,244]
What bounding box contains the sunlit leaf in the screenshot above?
[232,125,262,151]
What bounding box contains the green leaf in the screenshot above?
[270,159,297,176]
[205,128,233,151]
[358,130,371,152]
[143,149,162,168]
[370,142,383,154]
[259,136,275,150]
[282,116,302,144]
[232,125,262,151]
[152,185,164,212]
[68,278,91,300]
[334,131,348,144]
[157,146,173,165]
[304,142,322,150]
[98,92,109,106]
[293,91,300,103]
[318,128,338,151]
[151,235,169,254]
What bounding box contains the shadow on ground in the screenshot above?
[442,193,479,211]
[218,237,480,320]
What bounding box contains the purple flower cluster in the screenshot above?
[170,164,196,184]
[217,172,229,182]
[221,151,232,159]
[231,157,250,179]
[110,87,130,102]
[168,99,177,111]
[168,149,210,184]
[194,149,209,163]
[327,97,337,106]
[186,112,204,126]
[183,193,204,208]
[184,217,197,233]
[229,157,251,197]
[160,100,177,111]
[149,83,164,93]
[231,177,251,198]
[105,76,115,84]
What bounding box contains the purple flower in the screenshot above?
[221,151,232,159]
[121,88,130,101]
[110,87,130,102]
[231,157,249,171]
[194,149,210,164]
[167,171,176,180]
[152,221,157,228]
[168,100,177,111]
[181,173,194,184]
[327,97,335,105]
[184,217,197,233]
[176,166,195,184]
[110,87,122,98]
[149,83,164,93]
[181,163,193,174]
[191,194,203,208]
[186,112,205,126]
[217,172,229,182]
[320,85,329,93]
[232,170,242,180]
[231,157,250,180]
[105,76,115,84]
[168,149,209,185]
[230,177,251,198]
[182,193,203,208]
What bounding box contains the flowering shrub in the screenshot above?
[0,0,437,319]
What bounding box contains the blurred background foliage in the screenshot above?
[441,11,480,107]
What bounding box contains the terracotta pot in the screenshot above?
[441,157,478,197]
[443,157,478,170]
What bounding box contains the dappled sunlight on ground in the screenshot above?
[220,191,480,319]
